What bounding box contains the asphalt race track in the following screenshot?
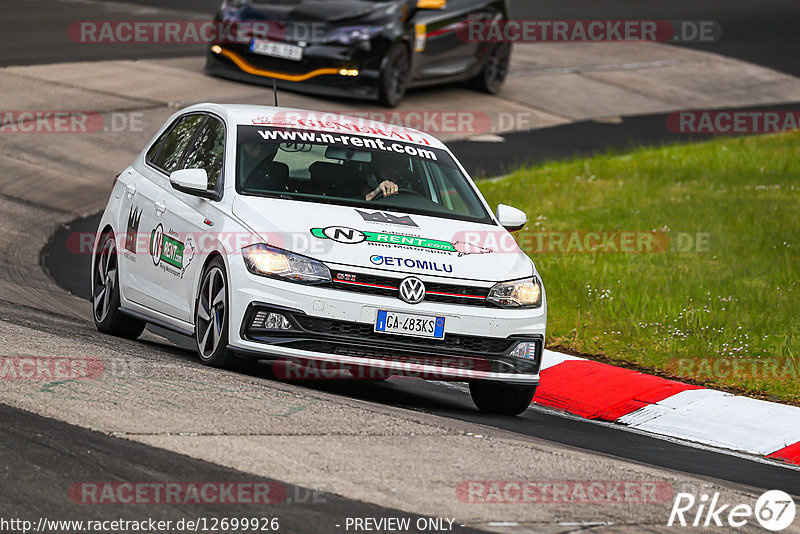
[3,0,800,531]
[449,103,800,178]
[43,212,800,496]
[0,404,484,534]
[509,0,800,78]
[3,0,798,76]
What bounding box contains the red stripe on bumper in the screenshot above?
[533,360,702,420]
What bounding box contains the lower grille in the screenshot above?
[240,304,543,376]
[294,315,515,355]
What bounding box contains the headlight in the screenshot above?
[487,277,543,308]
[242,244,331,284]
[322,25,382,45]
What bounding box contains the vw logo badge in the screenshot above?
[398,277,425,304]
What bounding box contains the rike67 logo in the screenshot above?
[668,490,796,531]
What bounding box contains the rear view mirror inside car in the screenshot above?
[325,146,373,162]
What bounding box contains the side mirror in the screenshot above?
[170,168,218,199]
[496,204,527,232]
[417,0,446,8]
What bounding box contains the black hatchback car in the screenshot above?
[205,0,511,107]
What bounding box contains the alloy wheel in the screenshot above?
[196,266,226,359]
[485,44,510,91]
[386,49,410,105]
[93,237,117,323]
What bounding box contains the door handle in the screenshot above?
[154,201,166,214]
[126,183,136,196]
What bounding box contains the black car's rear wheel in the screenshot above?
[92,231,145,339]
[378,44,411,107]
[469,381,536,415]
[470,42,511,94]
[195,257,236,368]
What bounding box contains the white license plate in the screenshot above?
[250,39,303,61]
[374,310,445,340]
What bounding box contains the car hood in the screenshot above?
[240,0,405,23]
[232,196,534,283]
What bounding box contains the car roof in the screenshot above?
[179,103,448,150]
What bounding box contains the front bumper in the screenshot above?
[227,263,546,385]
[205,43,381,100]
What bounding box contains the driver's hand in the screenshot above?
[366,180,399,201]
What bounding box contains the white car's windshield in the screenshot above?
[236,125,493,224]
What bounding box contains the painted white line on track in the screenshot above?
[513,60,682,76]
[558,522,615,526]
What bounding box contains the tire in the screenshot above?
[92,231,146,339]
[194,256,236,368]
[469,381,536,416]
[378,44,411,108]
[469,42,511,94]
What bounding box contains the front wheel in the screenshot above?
[469,381,536,415]
[378,44,411,108]
[195,257,236,368]
[92,231,145,339]
[469,42,511,94]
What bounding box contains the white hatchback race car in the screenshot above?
[92,103,546,415]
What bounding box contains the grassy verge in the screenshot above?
[478,132,800,404]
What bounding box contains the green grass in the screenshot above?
[478,132,800,404]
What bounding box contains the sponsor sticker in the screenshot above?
[356,209,418,227]
[370,254,454,273]
[149,224,195,277]
[415,23,427,51]
[310,227,492,256]
[124,206,142,253]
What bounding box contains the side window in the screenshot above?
[150,114,207,173]
[426,161,469,215]
[183,117,225,191]
[145,125,172,163]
